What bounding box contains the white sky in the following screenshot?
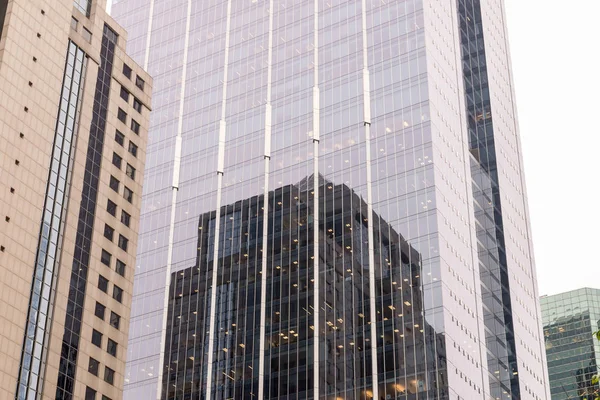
[505,0,600,295]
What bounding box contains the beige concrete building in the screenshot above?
[0,0,151,399]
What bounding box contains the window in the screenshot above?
[113,285,123,303]
[123,186,133,203]
[112,152,122,169]
[115,130,124,146]
[94,302,106,320]
[85,387,96,400]
[117,108,127,123]
[123,63,132,79]
[128,141,138,157]
[104,367,115,385]
[102,396,112,400]
[107,339,118,357]
[121,210,131,227]
[135,75,145,90]
[118,235,128,251]
[133,97,142,113]
[110,312,120,330]
[82,27,92,43]
[91,329,103,347]
[120,86,129,102]
[107,199,117,217]
[101,249,112,266]
[109,176,120,193]
[104,224,114,241]
[130,119,140,135]
[116,260,126,277]
[98,275,109,293]
[71,17,78,30]
[88,357,99,376]
[126,164,136,180]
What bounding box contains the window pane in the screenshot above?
[128,141,138,157]
[121,210,131,227]
[98,275,109,293]
[104,224,114,241]
[94,302,105,320]
[100,249,112,266]
[85,387,96,400]
[109,176,120,193]
[112,152,122,169]
[123,187,133,203]
[115,130,124,146]
[104,367,115,385]
[130,119,140,134]
[122,64,132,79]
[107,199,117,217]
[118,235,128,251]
[116,260,126,277]
[91,329,102,347]
[110,312,120,330]
[135,76,145,90]
[126,164,135,180]
[88,357,99,376]
[107,339,118,357]
[117,108,127,123]
[133,98,142,113]
[113,285,123,303]
[120,86,129,102]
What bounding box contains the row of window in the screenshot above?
[106,199,130,227]
[91,328,119,357]
[116,108,141,134]
[98,274,123,303]
[112,152,136,180]
[85,385,112,400]
[94,301,121,330]
[103,224,129,251]
[114,129,138,156]
[109,175,133,203]
[122,63,145,91]
[100,249,127,276]
[119,86,143,113]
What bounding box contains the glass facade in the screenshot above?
[17,40,87,400]
[110,0,549,398]
[541,288,600,400]
[55,25,118,400]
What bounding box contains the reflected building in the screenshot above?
[111,0,550,398]
[162,178,446,399]
[541,288,600,400]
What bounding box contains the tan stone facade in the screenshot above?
[0,0,151,399]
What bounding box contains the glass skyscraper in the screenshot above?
[541,288,600,400]
[111,0,550,398]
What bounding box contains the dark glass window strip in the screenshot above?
[456,0,520,397]
[16,40,87,400]
[0,0,8,40]
[55,25,118,400]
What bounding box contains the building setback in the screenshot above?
[541,288,600,400]
[0,0,151,399]
[112,0,549,399]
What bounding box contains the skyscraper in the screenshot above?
[0,1,151,399]
[541,288,600,400]
[111,0,549,398]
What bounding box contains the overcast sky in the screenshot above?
[505,0,600,296]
